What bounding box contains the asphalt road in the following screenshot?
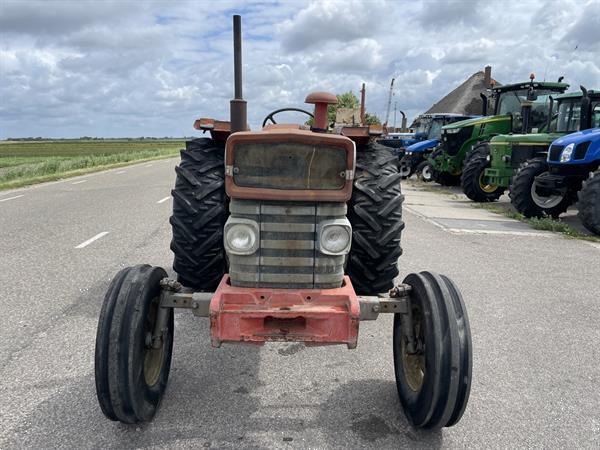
[0,159,599,449]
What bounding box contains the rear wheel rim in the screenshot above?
[478,171,498,193]
[531,181,565,209]
[143,296,165,387]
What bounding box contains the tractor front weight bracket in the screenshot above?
[155,277,414,347]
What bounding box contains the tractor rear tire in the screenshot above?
[510,158,572,218]
[393,271,472,429]
[578,171,600,235]
[347,143,405,295]
[170,138,228,291]
[461,151,504,202]
[95,265,173,424]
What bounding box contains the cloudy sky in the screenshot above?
[1,0,599,138]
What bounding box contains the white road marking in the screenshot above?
[75,231,109,249]
[157,196,171,204]
[0,195,24,203]
[116,170,126,174]
[71,180,87,185]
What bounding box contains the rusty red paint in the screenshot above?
[209,275,360,349]
[193,118,235,142]
[225,129,355,202]
[305,92,337,130]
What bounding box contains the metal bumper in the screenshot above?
[158,275,410,349]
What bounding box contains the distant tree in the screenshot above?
[305,90,377,127]
[364,112,381,125]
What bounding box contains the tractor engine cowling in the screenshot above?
[223,129,356,289]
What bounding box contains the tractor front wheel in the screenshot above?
[578,171,600,235]
[416,161,434,182]
[95,265,174,424]
[510,158,572,218]
[399,156,414,179]
[393,271,472,429]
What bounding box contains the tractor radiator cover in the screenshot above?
[226,199,347,289]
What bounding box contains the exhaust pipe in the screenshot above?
[230,15,247,133]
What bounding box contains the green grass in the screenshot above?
[0,140,184,190]
[471,203,600,242]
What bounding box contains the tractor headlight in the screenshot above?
[406,151,413,155]
[318,219,352,255]
[560,143,574,162]
[445,128,460,134]
[224,218,259,255]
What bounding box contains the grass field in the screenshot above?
[0,139,185,190]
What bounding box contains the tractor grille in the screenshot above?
[442,126,473,156]
[548,145,564,162]
[227,199,346,289]
[574,141,591,160]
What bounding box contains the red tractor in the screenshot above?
[94,16,472,430]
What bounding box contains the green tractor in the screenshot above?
[429,77,569,187]
[463,86,580,203]
[508,88,599,217]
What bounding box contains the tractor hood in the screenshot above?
[489,132,563,146]
[551,128,600,147]
[443,115,509,130]
[406,138,440,153]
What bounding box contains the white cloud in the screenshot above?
[0,0,599,138]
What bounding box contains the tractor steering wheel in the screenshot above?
[262,108,314,128]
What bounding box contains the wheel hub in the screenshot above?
[401,309,425,392]
[478,172,498,193]
[143,297,165,387]
[422,166,432,181]
[531,180,565,209]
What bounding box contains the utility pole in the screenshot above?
[393,102,397,131]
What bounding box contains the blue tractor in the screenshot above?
[535,88,600,234]
[399,113,479,180]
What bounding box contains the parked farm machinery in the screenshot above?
[94,16,472,430]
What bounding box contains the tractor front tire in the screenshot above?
[347,143,405,295]
[416,161,434,182]
[399,155,414,179]
[95,265,173,424]
[394,272,472,429]
[510,158,572,218]
[578,171,600,235]
[461,151,504,202]
[170,138,228,291]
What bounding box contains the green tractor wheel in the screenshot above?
[461,152,504,202]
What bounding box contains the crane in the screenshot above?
[383,78,395,129]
